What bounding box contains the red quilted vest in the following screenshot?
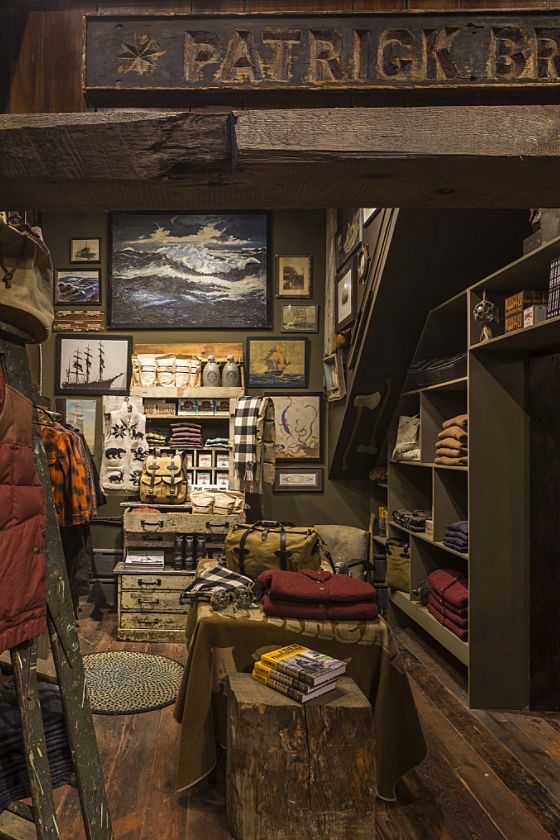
[0,369,47,653]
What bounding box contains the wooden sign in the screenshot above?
[86,13,560,96]
[53,310,105,333]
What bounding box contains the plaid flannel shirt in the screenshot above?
[40,424,92,527]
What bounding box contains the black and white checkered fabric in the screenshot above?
[179,565,254,604]
[234,396,262,481]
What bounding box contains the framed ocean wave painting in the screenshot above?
[109,212,271,329]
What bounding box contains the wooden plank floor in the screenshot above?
[50,604,560,839]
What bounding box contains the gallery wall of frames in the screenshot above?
[40,208,370,550]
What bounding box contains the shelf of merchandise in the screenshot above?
[391,591,469,667]
[387,233,560,709]
[130,386,244,399]
[145,412,230,420]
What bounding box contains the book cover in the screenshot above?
[251,669,338,704]
[260,643,346,687]
[253,659,335,694]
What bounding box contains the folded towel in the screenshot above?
[442,414,468,431]
[262,594,378,621]
[428,568,468,608]
[428,596,468,630]
[427,602,468,641]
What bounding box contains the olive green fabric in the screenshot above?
[385,540,410,592]
[173,603,426,801]
[225,523,321,579]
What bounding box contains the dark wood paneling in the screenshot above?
[528,352,560,710]
[7,10,46,113]
[45,8,93,113]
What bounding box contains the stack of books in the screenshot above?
[124,549,165,573]
[252,643,346,704]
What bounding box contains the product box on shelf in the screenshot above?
[144,398,176,416]
[523,305,548,328]
[547,256,560,319]
[504,290,548,332]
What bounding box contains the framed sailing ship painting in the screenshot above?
[55,334,132,396]
[246,338,308,389]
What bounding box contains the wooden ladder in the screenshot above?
[0,330,113,840]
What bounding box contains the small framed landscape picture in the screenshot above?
[277,255,312,298]
[274,466,323,493]
[281,304,319,333]
[335,258,357,332]
[55,333,132,396]
[55,270,101,306]
[246,337,308,389]
[70,238,101,264]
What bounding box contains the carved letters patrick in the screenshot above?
[85,14,560,93]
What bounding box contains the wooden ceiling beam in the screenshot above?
[1,106,560,208]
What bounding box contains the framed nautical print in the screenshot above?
[55,398,97,450]
[268,393,322,461]
[246,338,308,389]
[69,238,101,263]
[276,255,312,298]
[55,269,101,305]
[55,333,132,396]
[281,304,319,333]
[335,257,357,332]
[335,208,362,269]
[273,466,323,493]
[109,212,271,329]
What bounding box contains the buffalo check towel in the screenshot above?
[234,396,262,482]
[179,565,254,604]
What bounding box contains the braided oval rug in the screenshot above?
[83,651,184,715]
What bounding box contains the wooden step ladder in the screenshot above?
[0,328,113,840]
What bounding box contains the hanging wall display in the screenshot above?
[269,393,322,462]
[323,352,346,402]
[109,212,271,329]
[335,258,357,332]
[69,238,101,263]
[55,398,98,450]
[55,334,132,396]
[276,256,312,298]
[53,310,105,332]
[273,466,323,493]
[246,338,308,389]
[54,269,101,305]
[281,304,319,333]
[336,208,362,269]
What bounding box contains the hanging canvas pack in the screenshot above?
[139,450,189,505]
[0,220,54,343]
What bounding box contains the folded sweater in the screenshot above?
[428,596,468,630]
[427,602,468,641]
[446,521,469,537]
[437,426,468,443]
[262,594,378,621]
[435,455,468,466]
[257,568,377,604]
[442,414,468,431]
[436,437,468,452]
[429,588,468,620]
[428,569,468,609]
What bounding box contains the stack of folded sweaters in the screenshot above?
[205,436,229,448]
[435,414,468,466]
[257,568,378,621]
[443,521,468,554]
[427,568,468,641]
[168,422,203,449]
[145,430,168,449]
[0,682,73,813]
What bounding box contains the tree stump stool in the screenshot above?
[226,673,376,840]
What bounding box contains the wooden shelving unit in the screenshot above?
[386,234,560,710]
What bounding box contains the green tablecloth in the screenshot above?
[174,603,426,800]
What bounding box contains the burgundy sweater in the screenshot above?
[428,596,468,630]
[257,568,376,604]
[427,602,468,641]
[428,569,468,609]
[429,589,468,620]
[262,595,378,621]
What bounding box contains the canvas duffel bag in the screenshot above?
[139,450,188,505]
[225,520,322,579]
[0,220,54,343]
[385,538,410,592]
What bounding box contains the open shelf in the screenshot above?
[469,233,560,295]
[130,386,244,398]
[391,460,467,472]
[391,591,469,666]
[145,412,230,420]
[403,376,468,397]
[470,312,560,354]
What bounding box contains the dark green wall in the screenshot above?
[41,209,369,551]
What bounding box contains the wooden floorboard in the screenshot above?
[48,605,560,839]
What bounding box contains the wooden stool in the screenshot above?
[226,673,376,840]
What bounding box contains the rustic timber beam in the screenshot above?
[0,111,235,182]
[1,106,560,208]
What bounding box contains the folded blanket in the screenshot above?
[428,568,468,609]
[429,588,468,620]
[428,596,468,630]
[257,568,376,603]
[435,455,468,466]
[427,602,468,641]
[262,594,378,621]
[442,414,468,431]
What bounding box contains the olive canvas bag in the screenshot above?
[225,520,323,579]
[385,538,410,592]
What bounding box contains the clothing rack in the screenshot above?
[0,329,112,839]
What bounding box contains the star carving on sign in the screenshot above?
[117,33,165,75]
